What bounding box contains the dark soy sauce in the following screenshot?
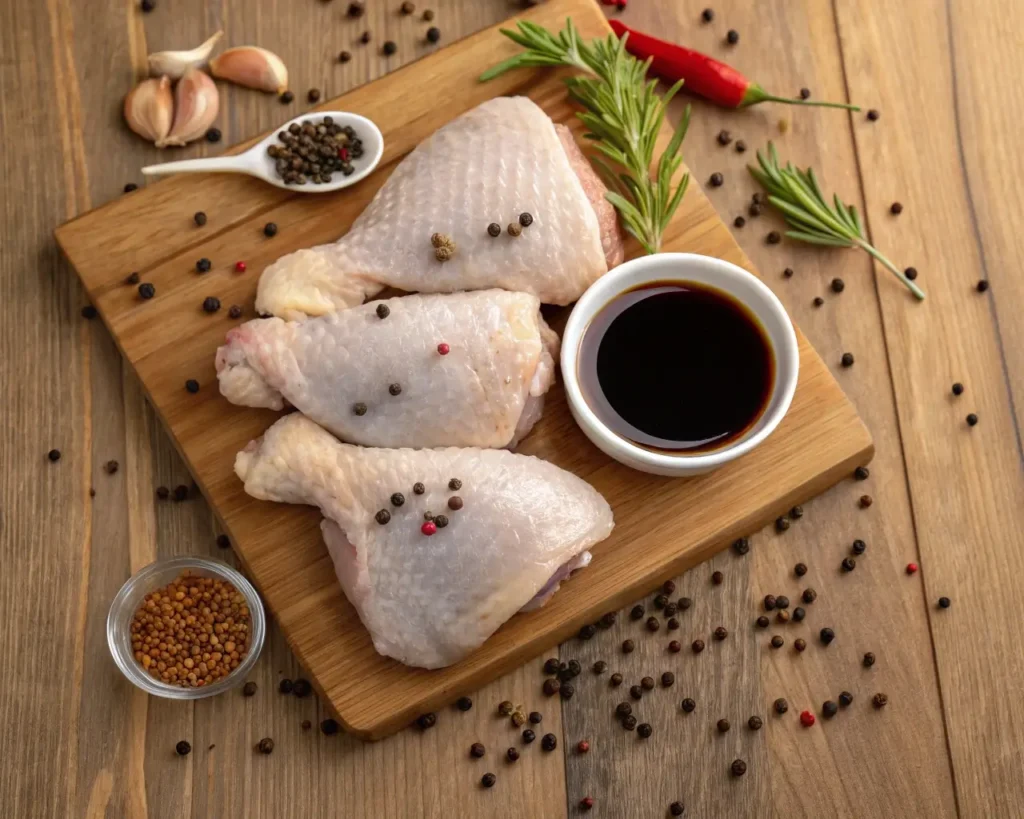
[578,281,774,453]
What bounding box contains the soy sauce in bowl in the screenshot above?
[577,281,774,454]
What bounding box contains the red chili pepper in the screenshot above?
[608,20,858,111]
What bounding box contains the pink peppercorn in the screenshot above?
[579,797,594,810]
[437,342,450,355]
[339,148,350,161]
[235,261,247,273]
[906,562,918,574]
[421,521,437,536]
[800,710,815,727]
[576,740,589,753]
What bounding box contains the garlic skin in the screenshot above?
[124,76,174,144]
[158,68,220,147]
[209,46,288,94]
[147,31,223,80]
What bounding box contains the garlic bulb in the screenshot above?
[124,76,174,144]
[209,46,288,94]
[147,31,223,80]
[158,67,220,147]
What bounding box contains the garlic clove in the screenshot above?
[147,31,224,80]
[209,46,288,94]
[124,76,174,145]
[158,67,220,148]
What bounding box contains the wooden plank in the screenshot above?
[832,0,1024,815]
[560,2,958,816]
[54,0,871,741]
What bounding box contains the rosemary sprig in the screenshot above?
[480,19,690,255]
[749,143,925,300]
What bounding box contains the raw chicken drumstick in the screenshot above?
[216,290,558,449]
[256,97,624,320]
[235,414,614,669]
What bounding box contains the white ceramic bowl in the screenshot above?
[561,253,799,477]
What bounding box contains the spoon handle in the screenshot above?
[141,155,254,178]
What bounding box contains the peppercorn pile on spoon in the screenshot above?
[140,111,383,193]
[255,96,624,320]
[216,290,559,449]
[235,413,613,669]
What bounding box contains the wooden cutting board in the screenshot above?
[56,0,871,739]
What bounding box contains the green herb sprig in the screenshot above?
[480,19,690,255]
[749,143,924,300]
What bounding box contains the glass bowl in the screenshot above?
[107,556,266,699]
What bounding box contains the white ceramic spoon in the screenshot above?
[141,111,384,193]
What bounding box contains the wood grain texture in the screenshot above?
[55,0,871,740]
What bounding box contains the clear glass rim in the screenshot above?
[106,556,266,700]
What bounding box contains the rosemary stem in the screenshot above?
[854,239,926,300]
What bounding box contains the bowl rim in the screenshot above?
[560,252,800,473]
[106,555,266,700]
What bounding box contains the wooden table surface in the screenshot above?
[2,0,1021,816]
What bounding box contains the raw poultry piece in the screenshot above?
[256,96,625,320]
[216,290,559,449]
[235,414,614,668]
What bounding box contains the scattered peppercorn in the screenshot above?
[382,40,397,56]
[610,673,623,687]
[637,723,653,738]
[228,305,242,319]
[156,486,170,499]
[528,711,543,725]
[776,610,790,624]
[480,772,496,788]
[770,635,784,649]
[789,505,804,520]
[821,700,838,719]
[802,588,817,604]
[732,537,750,555]
[125,182,139,191]
[820,627,835,645]
[905,266,918,280]
[622,638,635,654]
[906,562,918,574]
[175,740,191,756]
[678,596,692,610]
[453,696,472,712]
[630,685,643,700]
[701,8,714,22]
[307,88,321,103]
[647,616,661,632]
[717,719,730,733]
[321,718,340,735]
[873,692,888,708]
[793,607,806,622]
[794,637,807,652]
[292,678,312,698]
[842,557,857,572]
[374,509,390,525]
[173,485,189,501]
[747,715,763,730]
[423,9,434,20]
[630,604,645,620]
[654,594,668,609]
[541,733,557,751]
[263,222,278,237]
[775,516,790,532]
[279,91,294,104]
[800,711,815,727]
[717,129,732,146]
[794,562,808,577]
[256,737,275,754]
[579,797,594,811]
[387,383,402,397]
[764,594,777,611]
[497,701,514,717]
[692,639,705,654]
[839,691,853,707]
[726,29,739,44]
[813,296,824,307]
[731,759,747,777]
[799,87,811,99]
[79,303,96,319]
[347,1,364,16]
[831,277,845,293]
[578,623,597,640]
[505,746,519,762]
[542,678,560,696]
[783,267,794,278]
[709,172,724,187]
[776,595,790,610]
[125,272,140,285]
[670,802,685,817]
[938,596,951,609]
[711,571,724,585]
[851,539,867,555]
[206,128,222,143]
[867,109,880,121]
[592,660,607,675]
[966,413,979,426]
[667,618,679,631]
[202,297,221,313]
[841,352,855,368]
[756,615,770,628]
[774,698,788,714]
[339,50,351,63]
[138,282,156,299]
[859,494,873,508]
[470,742,486,758]
[713,626,728,641]
[681,698,696,713]
[426,27,441,44]
[767,230,781,244]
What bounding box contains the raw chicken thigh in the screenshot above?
[256,97,624,320]
[235,414,614,668]
[216,290,558,448]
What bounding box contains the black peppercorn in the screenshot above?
[802,588,817,604]
[717,718,730,733]
[863,652,876,667]
[263,222,278,238]
[822,700,838,719]
[813,296,824,307]
[279,91,294,104]
[138,282,156,299]
[382,41,397,56]
[692,639,705,654]
[578,624,597,640]
[175,740,191,756]
[711,570,724,585]
[292,679,312,698]
[470,742,485,758]
[663,603,678,618]
[278,679,294,694]
[735,139,747,153]
[905,266,918,280]
[713,626,728,641]
[185,379,200,394]
[867,109,880,121]
[206,128,222,143]
[388,492,405,507]
[792,607,805,622]
[678,597,692,610]
[726,29,739,44]
[767,231,781,244]
[661,672,675,687]
[347,0,364,16]
[800,87,811,99]
[448,478,462,490]
[733,537,750,555]
[717,129,733,146]
[681,698,696,713]
[637,723,653,738]
[521,729,535,744]
[770,635,784,649]
[456,696,472,711]
[854,466,870,480]
[839,691,853,707]
[820,627,835,645]
[542,678,560,696]
[630,604,645,620]
[647,616,661,632]
[709,172,724,187]
[125,272,140,285]
[841,352,855,368]
[654,594,668,609]
[872,692,888,708]
[731,759,747,777]
[890,201,903,214]
[156,486,170,499]
[775,516,790,532]
[640,676,655,691]
[173,485,189,501]
[375,303,390,319]
[339,50,351,63]
[748,715,763,730]
[789,506,804,520]
[774,697,788,714]
[242,681,257,696]
[560,683,575,700]
[756,615,770,628]
[426,27,441,44]
[952,382,964,396]
[202,297,221,313]
[140,0,155,13]
[543,657,559,674]
[216,534,230,549]
[518,212,533,228]
[592,660,607,674]
[776,595,790,609]
[630,685,643,700]
[622,639,635,654]
[701,8,713,22]
[842,557,857,572]
[307,88,321,103]
[480,773,496,788]
[529,711,542,724]
[610,673,623,687]
[196,258,212,273]
[764,595,777,611]
[794,637,807,652]
[505,747,519,762]
[749,202,763,217]
[622,715,637,731]
[852,539,867,555]
[353,402,368,416]
[257,738,274,754]
[938,596,951,609]
[388,383,402,396]
[413,482,425,495]
[966,413,978,426]
[228,305,242,319]
[616,701,633,718]
[374,509,390,524]
[321,718,340,735]
[670,802,685,817]
[124,182,139,192]
[487,222,501,237]
[541,733,557,751]
[831,277,846,293]
[795,562,808,576]
[859,494,873,508]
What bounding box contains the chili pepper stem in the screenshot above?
[743,84,860,111]
[853,238,926,300]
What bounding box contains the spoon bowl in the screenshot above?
[141,111,384,193]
